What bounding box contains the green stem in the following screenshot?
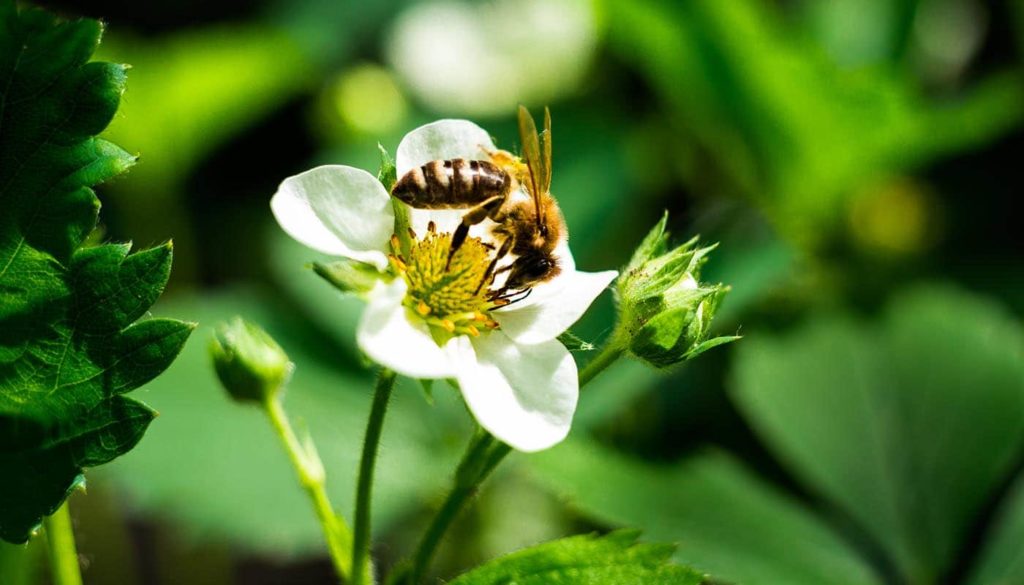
[44,501,83,585]
[405,339,625,583]
[406,431,500,584]
[352,369,398,585]
[265,397,353,583]
[579,340,625,387]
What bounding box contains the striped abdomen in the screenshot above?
[391,159,511,209]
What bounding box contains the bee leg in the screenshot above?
[475,237,514,295]
[491,263,513,280]
[486,277,516,302]
[490,287,532,308]
[446,195,505,270]
[447,223,471,270]
[512,290,533,307]
[508,288,532,306]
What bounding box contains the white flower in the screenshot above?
[386,0,598,116]
[271,119,617,452]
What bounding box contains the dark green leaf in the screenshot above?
[0,2,191,543]
[448,530,705,585]
[966,471,1024,584]
[528,439,882,585]
[71,243,172,332]
[731,285,1024,583]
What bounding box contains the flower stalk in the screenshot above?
[44,501,83,585]
[210,319,362,583]
[352,368,398,585]
[400,338,627,584]
[264,396,355,583]
[400,430,503,585]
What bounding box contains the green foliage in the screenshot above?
[1016,0,1024,58]
[606,0,1024,246]
[529,440,882,585]
[96,25,312,194]
[966,472,1024,584]
[0,540,39,585]
[532,286,1024,585]
[447,530,705,585]
[96,291,470,556]
[0,2,191,543]
[269,229,368,360]
[732,285,1024,583]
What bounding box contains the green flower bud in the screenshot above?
[210,318,293,404]
[616,213,737,368]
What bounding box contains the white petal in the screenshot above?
[407,208,499,244]
[453,333,578,452]
[357,279,458,379]
[408,208,466,238]
[494,269,618,344]
[271,165,394,269]
[396,120,497,176]
[552,239,576,273]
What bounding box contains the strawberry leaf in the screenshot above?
[448,531,706,585]
[0,1,191,543]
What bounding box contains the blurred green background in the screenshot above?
[3,0,1024,583]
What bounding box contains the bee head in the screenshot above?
[506,251,560,291]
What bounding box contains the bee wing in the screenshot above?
[517,105,546,231]
[541,107,552,195]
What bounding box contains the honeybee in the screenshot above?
[391,106,566,300]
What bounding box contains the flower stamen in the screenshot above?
[396,229,503,338]
[388,254,408,272]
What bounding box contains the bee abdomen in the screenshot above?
[392,159,510,208]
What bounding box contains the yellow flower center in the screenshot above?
[391,230,499,338]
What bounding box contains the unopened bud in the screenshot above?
[210,318,293,403]
[617,213,737,367]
